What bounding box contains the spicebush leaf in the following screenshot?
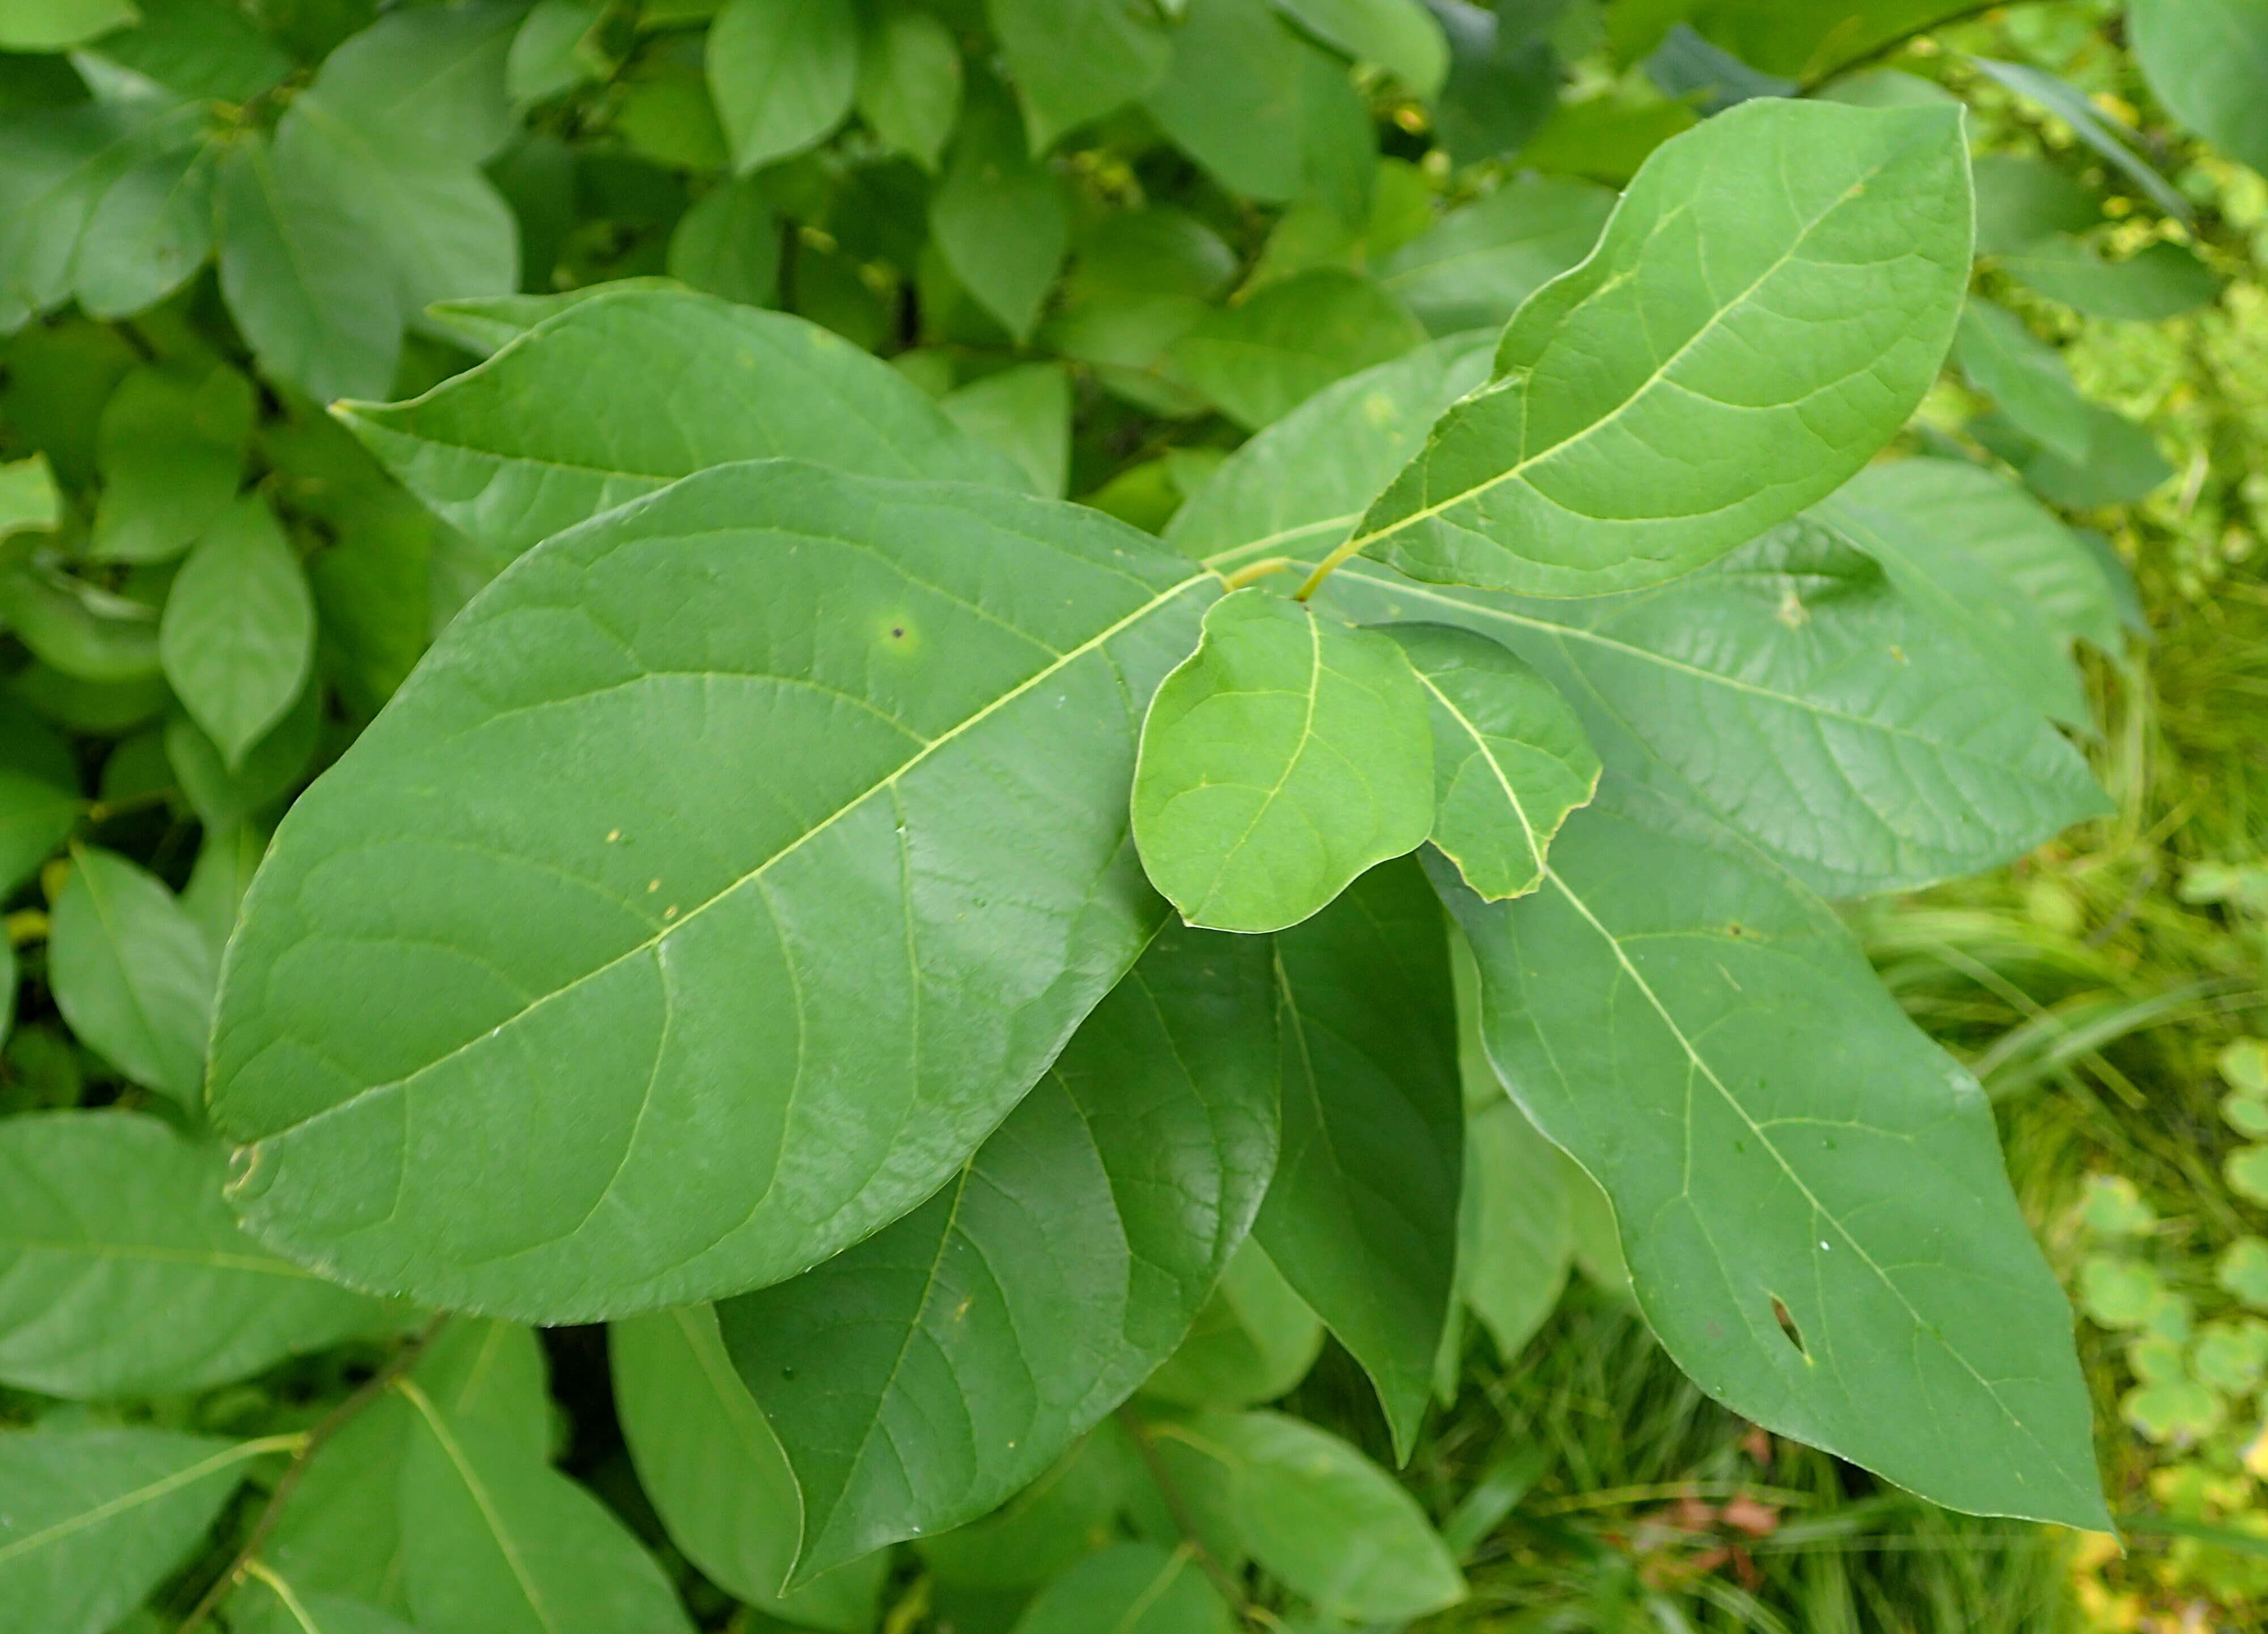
[1278,0,1448,96]
[1421,0,1558,167]
[48,846,214,1105]
[1354,99,1972,597]
[1132,589,1433,934]
[940,362,1072,497]
[1142,1238,1324,1407]
[0,1111,398,1398]
[299,2,522,168]
[2129,0,2268,176]
[1970,154,2101,256]
[989,0,1171,152]
[165,685,323,833]
[0,1427,271,1634]
[338,288,1025,564]
[1968,401,2174,512]
[397,1375,695,1634]
[91,364,252,564]
[916,1427,1139,1590]
[1686,1,1987,82]
[718,924,1279,1578]
[2000,237,2218,322]
[1379,623,1597,901]
[229,1575,417,1634]
[71,142,215,320]
[0,716,80,895]
[707,0,858,173]
[665,175,780,307]
[1378,176,1614,337]
[1256,856,1461,1458]
[82,0,292,103]
[210,461,1218,1321]
[856,7,961,169]
[1331,517,2111,899]
[1459,1096,1571,1360]
[1170,270,1427,431]
[1967,56,2190,224]
[159,495,315,769]
[1009,1542,1234,1634]
[931,76,1070,341]
[1951,300,2094,467]
[1433,780,2109,1529]
[611,1306,888,1628]
[0,559,160,683]
[1150,1411,1465,1620]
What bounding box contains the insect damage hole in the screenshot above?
[1768,1296,1809,1360]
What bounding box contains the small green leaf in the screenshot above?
[0,559,160,683]
[72,142,215,320]
[0,1427,270,1634]
[397,1373,696,1634]
[0,0,137,50]
[611,1306,887,1630]
[1277,0,1448,96]
[1969,56,2191,223]
[300,1,522,169]
[1459,1087,1571,1362]
[918,1427,1138,1590]
[1970,154,2100,256]
[1355,99,1972,597]
[507,0,609,105]
[2218,1238,2268,1310]
[1380,623,1596,901]
[1378,175,1614,337]
[855,5,961,169]
[1435,781,2109,1530]
[718,925,1278,1578]
[988,0,1170,152]
[1952,300,2094,467]
[0,454,60,540]
[2001,237,2218,322]
[1009,1542,1234,1634]
[48,845,214,1104]
[931,75,1069,341]
[706,0,858,172]
[1257,857,1461,1458]
[159,494,315,769]
[1425,0,1557,166]
[0,713,80,896]
[1170,270,1426,431]
[1142,1239,1324,1407]
[1153,1411,1466,1620]
[1685,1,1981,82]
[941,362,1072,497]
[165,684,322,833]
[0,1111,398,1398]
[229,1573,417,1634]
[1968,399,2173,511]
[2130,0,2268,176]
[92,364,253,564]
[665,175,780,307]
[1133,588,1433,933]
[84,0,292,103]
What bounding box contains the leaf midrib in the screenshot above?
[0,1433,294,1567]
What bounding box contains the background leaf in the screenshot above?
[1008,1541,1234,1634]
[1169,269,1426,431]
[157,494,314,769]
[48,845,213,1104]
[706,0,858,173]
[988,0,1171,152]
[2129,0,2268,176]
[930,75,1069,341]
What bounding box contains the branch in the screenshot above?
[1794,1,2009,95]
[178,1314,451,1632]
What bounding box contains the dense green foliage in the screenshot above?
[2,1,2264,1630]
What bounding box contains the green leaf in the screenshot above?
[941,362,1072,498]
[397,1373,696,1634]
[1433,780,2109,1529]
[216,136,403,404]
[0,714,80,896]
[86,0,292,103]
[211,461,1218,1321]
[988,0,1171,152]
[854,5,960,169]
[0,1427,272,1634]
[0,556,161,682]
[1686,1,1987,82]
[72,141,215,320]
[0,0,135,50]
[182,820,264,956]
[338,289,1025,564]
[1458,1088,1571,1361]
[917,1426,1137,1589]
[1967,57,2190,224]
[1951,300,2093,467]
[611,1306,887,1631]
[2000,237,2218,322]
[165,684,322,833]
[297,1,522,169]
[0,453,60,540]
[159,494,316,769]
[1150,1411,1465,1620]
[229,1573,417,1634]
[507,0,609,105]
[1379,623,1596,902]
[90,364,251,564]
[1009,1542,1234,1634]
[1968,399,2174,511]
[1378,176,1614,337]
[1170,270,1427,431]
[1277,0,1448,96]
[1256,856,1461,1458]
[706,0,858,172]
[666,175,780,307]
[1141,1238,1324,1407]
[931,75,1070,341]
[48,845,214,1104]
[1353,99,1972,597]
[0,1111,398,1397]
[1333,518,2109,899]
[718,924,1278,1578]
[1423,0,1558,167]
[1132,588,1433,934]
[2130,0,2268,176]
[1145,0,1373,222]
[1970,155,2100,257]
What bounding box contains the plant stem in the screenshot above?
[178,1314,451,1633]
[1116,1407,1249,1619]
[1220,556,1293,590]
[1291,534,1367,602]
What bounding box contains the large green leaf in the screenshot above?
[1256,856,1461,1459]
[1009,1542,1234,1634]
[48,845,214,1105]
[611,1306,887,1630]
[718,924,1278,1578]
[211,461,1217,1321]
[1169,269,1426,431]
[706,0,858,173]
[1132,589,1433,934]
[338,289,1022,564]
[1379,623,1596,902]
[396,1373,694,1634]
[0,1112,397,1398]
[157,495,315,769]
[0,1427,275,1634]
[989,0,1171,151]
[1433,780,2109,1528]
[1350,99,1971,597]
[2130,0,2268,176]
[1378,175,1614,337]
[1331,518,2110,899]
